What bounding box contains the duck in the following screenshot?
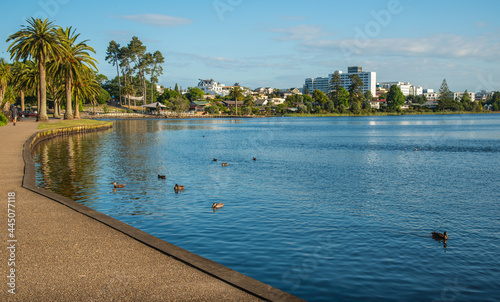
[253,157,257,161]
[213,158,218,162]
[212,203,224,209]
[158,175,166,179]
[111,182,126,188]
[414,148,418,151]
[174,184,185,190]
[221,163,228,166]
[432,231,447,240]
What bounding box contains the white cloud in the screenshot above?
[115,14,193,28]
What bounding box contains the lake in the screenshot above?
[34,114,500,301]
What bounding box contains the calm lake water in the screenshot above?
[34,114,500,302]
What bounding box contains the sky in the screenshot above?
[1,0,499,92]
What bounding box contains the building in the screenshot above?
[476,90,492,102]
[303,66,377,96]
[378,81,423,97]
[155,85,164,94]
[197,79,229,97]
[423,92,440,101]
[453,92,476,102]
[303,77,330,94]
[254,87,274,94]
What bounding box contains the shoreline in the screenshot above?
[80,110,497,120]
[0,118,304,301]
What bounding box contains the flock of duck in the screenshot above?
[111,145,448,240]
[111,156,258,211]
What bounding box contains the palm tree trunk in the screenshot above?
[53,99,61,118]
[64,73,73,119]
[74,97,80,119]
[38,58,49,122]
[20,90,25,112]
[37,82,41,121]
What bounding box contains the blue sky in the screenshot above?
[1,0,499,92]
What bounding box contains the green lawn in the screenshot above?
[37,119,111,130]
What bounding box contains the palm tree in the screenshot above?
[52,26,98,119]
[72,74,99,119]
[11,61,29,112]
[0,58,11,110]
[7,18,65,121]
[122,84,134,108]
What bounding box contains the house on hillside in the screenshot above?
[222,100,245,108]
[197,79,229,96]
[190,101,210,113]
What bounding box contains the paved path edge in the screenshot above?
[22,128,306,302]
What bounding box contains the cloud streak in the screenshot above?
[268,25,500,61]
[115,14,193,28]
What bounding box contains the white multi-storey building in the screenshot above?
[453,92,476,102]
[378,81,423,97]
[303,66,376,96]
[197,79,229,96]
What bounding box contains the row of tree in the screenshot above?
[2,18,100,121]
[105,37,164,107]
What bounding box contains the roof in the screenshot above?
[191,101,209,106]
[141,102,166,108]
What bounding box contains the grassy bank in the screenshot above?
[37,119,111,130]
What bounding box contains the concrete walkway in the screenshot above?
[0,118,301,301]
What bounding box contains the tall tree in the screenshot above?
[53,26,98,119]
[128,37,147,104]
[118,46,133,104]
[148,50,164,104]
[438,79,453,111]
[229,85,243,115]
[348,74,364,110]
[386,85,405,111]
[7,18,65,121]
[105,40,122,103]
[329,71,342,108]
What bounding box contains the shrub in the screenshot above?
[0,112,8,126]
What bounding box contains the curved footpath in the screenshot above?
[0,118,304,302]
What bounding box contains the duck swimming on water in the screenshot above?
[158,175,166,179]
[174,184,185,191]
[213,158,218,162]
[432,231,447,240]
[111,182,125,188]
[221,163,228,166]
[212,203,224,209]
